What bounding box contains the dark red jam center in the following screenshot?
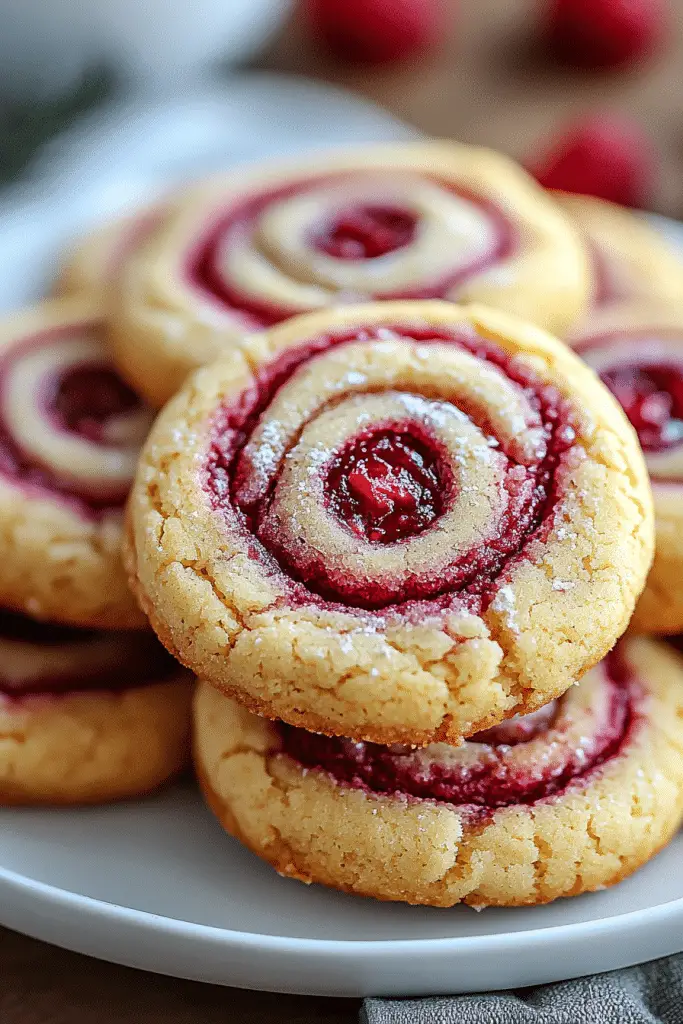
[51,364,139,444]
[325,429,445,543]
[187,176,514,324]
[600,363,683,452]
[312,205,418,260]
[278,654,634,810]
[0,608,178,697]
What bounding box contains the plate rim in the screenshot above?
[2,859,683,954]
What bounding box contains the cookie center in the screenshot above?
[600,363,683,452]
[325,428,444,543]
[209,325,578,613]
[312,204,418,260]
[52,364,140,443]
[187,175,513,325]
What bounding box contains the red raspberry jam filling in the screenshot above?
[207,324,578,614]
[0,608,177,698]
[278,654,635,809]
[50,364,140,444]
[186,175,513,325]
[325,428,445,543]
[600,363,683,452]
[0,328,150,515]
[312,205,418,259]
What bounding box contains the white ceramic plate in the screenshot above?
[0,78,682,997]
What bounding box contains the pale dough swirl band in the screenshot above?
[111,142,590,406]
[127,301,653,747]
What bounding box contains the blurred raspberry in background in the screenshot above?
[530,114,656,207]
[544,0,668,70]
[305,0,447,64]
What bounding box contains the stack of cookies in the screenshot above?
[8,140,683,910]
[0,299,192,804]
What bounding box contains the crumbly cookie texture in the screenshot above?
[0,296,151,628]
[194,637,683,908]
[571,305,683,635]
[110,141,590,406]
[555,193,683,332]
[127,301,653,747]
[0,678,192,805]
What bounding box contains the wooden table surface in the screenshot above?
[6,2,683,1019]
[0,928,358,1023]
[264,0,683,217]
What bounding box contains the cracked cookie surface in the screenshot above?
[110,141,590,406]
[194,636,683,908]
[0,610,192,804]
[127,301,653,746]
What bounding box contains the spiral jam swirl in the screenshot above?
[0,324,154,514]
[187,174,512,326]
[279,653,638,810]
[577,330,683,473]
[207,323,579,613]
[0,608,177,699]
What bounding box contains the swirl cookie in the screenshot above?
[55,206,165,304]
[127,301,653,746]
[111,142,590,406]
[0,296,154,628]
[574,307,683,633]
[0,609,192,804]
[556,194,683,330]
[195,636,683,908]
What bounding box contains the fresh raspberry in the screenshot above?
[305,0,446,65]
[544,0,668,71]
[529,115,655,208]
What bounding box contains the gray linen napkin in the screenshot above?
[362,954,683,1023]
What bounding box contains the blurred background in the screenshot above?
[1,0,682,215]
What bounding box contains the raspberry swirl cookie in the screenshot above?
[0,610,192,804]
[127,301,652,746]
[0,297,154,628]
[112,142,590,406]
[195,636,683,908]
[55,206,165,304]
[556,194,683,330]
[573,307,683,633]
